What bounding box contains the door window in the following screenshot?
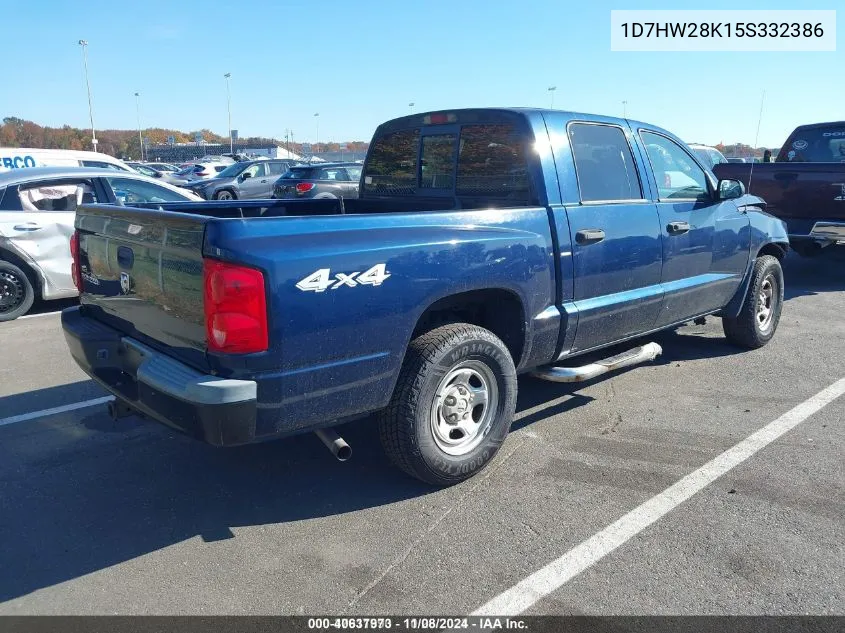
[242,163,266,179]
[106,177,191,204]
[18,181,98,212]
[268,162,288,175]
[640,132,710,200]
[568,123,643,202]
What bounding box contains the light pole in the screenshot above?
[622,100,628,118]
[224,73,233,154]
[134,92,143,161]
[409,102,415,113]
[314,113,320,152]
[78,40,97,151]
[548,86,557,109]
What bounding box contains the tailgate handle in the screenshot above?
[117,246,134,268]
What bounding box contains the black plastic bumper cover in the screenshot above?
[61,306,257,446]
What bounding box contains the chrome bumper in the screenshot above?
[809,222,845,243]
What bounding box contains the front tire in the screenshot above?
[0,260,36,322]
[214,189,236,200]
[378,323,517,486]
[722,255,784,349]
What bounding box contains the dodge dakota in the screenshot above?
[62,108,789,485]
[714,121,845,257]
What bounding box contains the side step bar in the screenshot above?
[531,342,663,383]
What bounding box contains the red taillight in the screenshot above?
[70,231,83,290]
[295,182,315,193]
[202,259,268,354]
[197,171,210,177]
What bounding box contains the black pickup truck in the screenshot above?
[714,121,845,257]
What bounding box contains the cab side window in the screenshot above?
[568,123,642,202]
[640,132,710,201]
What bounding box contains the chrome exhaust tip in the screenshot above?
[315,428,352,461]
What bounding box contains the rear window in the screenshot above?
[363,129,420,195]
[778,125,845,162]
[456,125,530,198]
[282,167,317,179]
[362,123,532,201]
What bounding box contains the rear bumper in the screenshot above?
[61,306,258,446]
[787,220,845,246]
[809,221,845,242]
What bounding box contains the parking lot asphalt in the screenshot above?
[0,252,842,615]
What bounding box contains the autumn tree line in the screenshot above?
[0,117,370,159]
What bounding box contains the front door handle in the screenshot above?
[13,223,43,231]
[667,221,690,235]
[575,228,605,244]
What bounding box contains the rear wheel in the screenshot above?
[722,255,783,349]
[378,323,517,486]
[214,189,236,201]
[0,260,36,322]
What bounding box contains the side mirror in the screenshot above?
[718,179,745,200]
[240,172,252,181]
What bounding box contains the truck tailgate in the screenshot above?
[75,205,211,370]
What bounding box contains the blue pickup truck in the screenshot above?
[62,108,789,485]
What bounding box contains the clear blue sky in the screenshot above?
[2,0,841,147]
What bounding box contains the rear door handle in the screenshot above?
[667,221,690,235]
[575,229,605,244]
[13,223,43,231]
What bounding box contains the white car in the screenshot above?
[166,162,229,186]
[0,167,200,321]
[0,147,132,173]
[688,143,728,170]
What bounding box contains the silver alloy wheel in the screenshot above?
[429,361,498,456]
[756,274,776,331]
[216,190,234,200]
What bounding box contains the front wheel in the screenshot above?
[214,189,236,201]
[378,323,517,486]
[0,260,36,322]
[722,255,784,349]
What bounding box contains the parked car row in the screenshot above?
[179,159,363,200]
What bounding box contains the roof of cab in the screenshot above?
[374,107,670,139]
[0,166,135,186]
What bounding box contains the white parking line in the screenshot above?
[473,376,845,616]
[18,310,63,320]
[0,396,112,427]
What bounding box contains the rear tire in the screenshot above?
[0,260,36,322]
[378,323,517,486]
[722,255,783,349]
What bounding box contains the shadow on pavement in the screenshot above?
[0,374,595,603]
[782,249,844,301]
